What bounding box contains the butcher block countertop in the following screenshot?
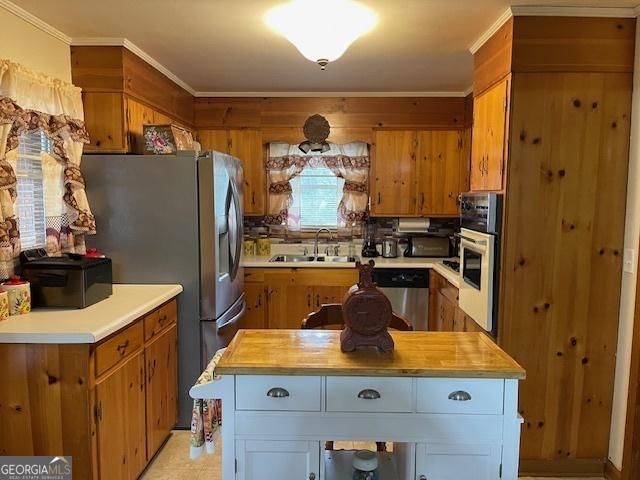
[217,330,526,379]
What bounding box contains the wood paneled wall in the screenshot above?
[195,96,467,129]
[473,15,635,476]
[196,96,471,147]
[501,72,631,473]
[474,16,636,96]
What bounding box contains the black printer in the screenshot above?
[20,248,113,308]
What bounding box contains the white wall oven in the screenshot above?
[458,193,502,334]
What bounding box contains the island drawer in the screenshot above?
[236,375,321,411]
[416,378,504,415]
[326,377,413,413]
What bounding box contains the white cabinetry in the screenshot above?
[192,373,522,480]
[235,440,320,480]
[415,443,502,480]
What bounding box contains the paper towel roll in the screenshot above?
[397,218,431,233]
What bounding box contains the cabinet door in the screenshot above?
[471,79,509,191]
[236,440,320,480]
[95,351,146,480]
[371,130,418,216]
[313,285,349,310]
[416,443,501,480]
[417,130,464,215]
[145,324,178,459]
[453,305,467,332]
[198,130,230,153]
[83,92,127,152]
[267,283,315,329]
[229,129,266,215]
[243,282,267,329]
[435,290,456,332]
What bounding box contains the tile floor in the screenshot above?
[141,430,605,480]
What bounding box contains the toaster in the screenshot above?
[20,248,113,308]
[404,236,451,258]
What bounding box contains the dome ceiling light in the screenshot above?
[264,0,378,70]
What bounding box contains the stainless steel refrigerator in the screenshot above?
[82,150,245,427]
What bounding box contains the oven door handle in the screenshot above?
[459,235,487,246]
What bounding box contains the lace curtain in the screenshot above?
[0,59,95,278]
[265,142,370,228]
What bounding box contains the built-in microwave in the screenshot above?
[458,193,502,335]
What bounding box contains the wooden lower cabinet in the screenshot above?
[145,324,178,458]
[242,282,267,329]
[429,270,485,333]
[95,351,147,480]
[267,284,315,329]
[0,298,179,480]
[235,440,320,480]
[244,268,358,330]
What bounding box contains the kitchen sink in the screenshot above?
[269,255,316,263]
[322,256,360,263]
[268,255,360,263]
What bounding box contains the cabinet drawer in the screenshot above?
[417,378,503,415]
[236,375,321,411]
[326,377,413,413]
[95,321,144,377]
[144,300,177,340]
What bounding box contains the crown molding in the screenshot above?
[469,5,639,54]
[468,8,512,54]
[192,91,470,98]
[510,5,638,18]
[0,0,71,44]
[71,37,196,95]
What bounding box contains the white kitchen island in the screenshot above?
[190,330,525,480]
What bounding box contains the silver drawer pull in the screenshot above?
[448,390,472,401]
[266,387,290,398]
[358,389,381,400]
[309,474,316,480]
[419,476,427,480]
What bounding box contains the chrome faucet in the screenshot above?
[314,228,333,258]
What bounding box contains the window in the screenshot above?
[289,165,344,230]
[16,131,49,250]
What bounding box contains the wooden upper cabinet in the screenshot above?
[370,130,418,216]
[471,78,510,191]
[229,130,266,216]
[417,130,464,216]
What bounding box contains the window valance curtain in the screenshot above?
[0,59,95,278]
[265,142,370,227]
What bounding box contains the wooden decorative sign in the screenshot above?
[340,260,394,353]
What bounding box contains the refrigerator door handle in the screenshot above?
[217,297,246,333]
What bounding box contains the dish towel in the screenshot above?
[190,347,226,459]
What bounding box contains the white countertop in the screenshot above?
[242,254,461,288]
[0,284,183,344]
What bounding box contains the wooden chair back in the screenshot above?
[301,303,414,331]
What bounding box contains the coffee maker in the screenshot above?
[361,219,379,257]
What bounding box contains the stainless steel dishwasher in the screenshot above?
[372,268,429,331]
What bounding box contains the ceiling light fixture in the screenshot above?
[264,0,377,70]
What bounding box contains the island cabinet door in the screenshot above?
[415,442,502,480]
[235,440,320,480]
